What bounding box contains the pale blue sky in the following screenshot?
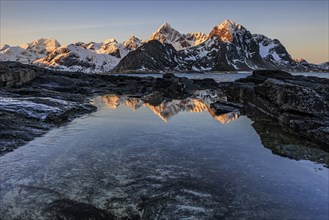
[1,0,328,63]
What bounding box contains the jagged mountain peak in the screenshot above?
[103,38,118,44]
[148,22,184,50]
[128,35,138,40]
[124,35,142,50]
[150,22,181,37]
[25,37,60,46]
[208,19,245,42]
[22,37,61,53]
[158,22,172,30]
[217,19,241,29]
[294,58,308,63]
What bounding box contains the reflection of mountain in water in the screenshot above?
[93,93,240,124]
[93,94,329,166]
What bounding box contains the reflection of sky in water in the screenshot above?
[0,98,328,219]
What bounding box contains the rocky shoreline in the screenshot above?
[227,70,329,148]
[0,61,328,157]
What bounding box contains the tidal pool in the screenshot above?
[0,94,328,219]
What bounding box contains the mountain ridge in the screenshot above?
[1,20,328,73]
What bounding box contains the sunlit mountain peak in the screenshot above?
[124,35,142,50]
[21,38,61,53]
[103,38,118,44]
[208,19,244,42]
[159,22,171,30]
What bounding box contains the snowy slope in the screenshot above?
[21,38,61,54]
[0,38,61,64]
[96,38,130,58]
[185,32,208,46]
[319,61,329,70]
[33,38,135,73]
[252,34,299,69]
[34,44,121,73]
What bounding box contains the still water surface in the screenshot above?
[0,94,328,219]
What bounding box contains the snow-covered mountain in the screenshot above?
[185,32,208,46]
[319,61,329,70]
[0,20,327,73]
[147,22,207,50]
[253,34,302,70]
[123,36,142,50]
[22,38,61,54]
[147,22,190,50]
[0,38,61,64]
[293,58,328,71]
[115,20,328,72]
[34,44,121,73]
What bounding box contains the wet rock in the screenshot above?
[249,110,329,167]
[153,74,198,99]
[46,199,115,220]
[193,78,219,89]
[210,101,240,115]
[227,70,329,149]
[162,72,176,79]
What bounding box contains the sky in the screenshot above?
[0,0,328,64]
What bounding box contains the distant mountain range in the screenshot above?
[1,19,328,73]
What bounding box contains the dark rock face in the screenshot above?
[227,70,329,148]
[0,63,36,87]
[180,37,234,71]
[113,40,182,72]
[252,34,302,70]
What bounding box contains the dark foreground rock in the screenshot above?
[0,62,36,87]
[226,70,329,149]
